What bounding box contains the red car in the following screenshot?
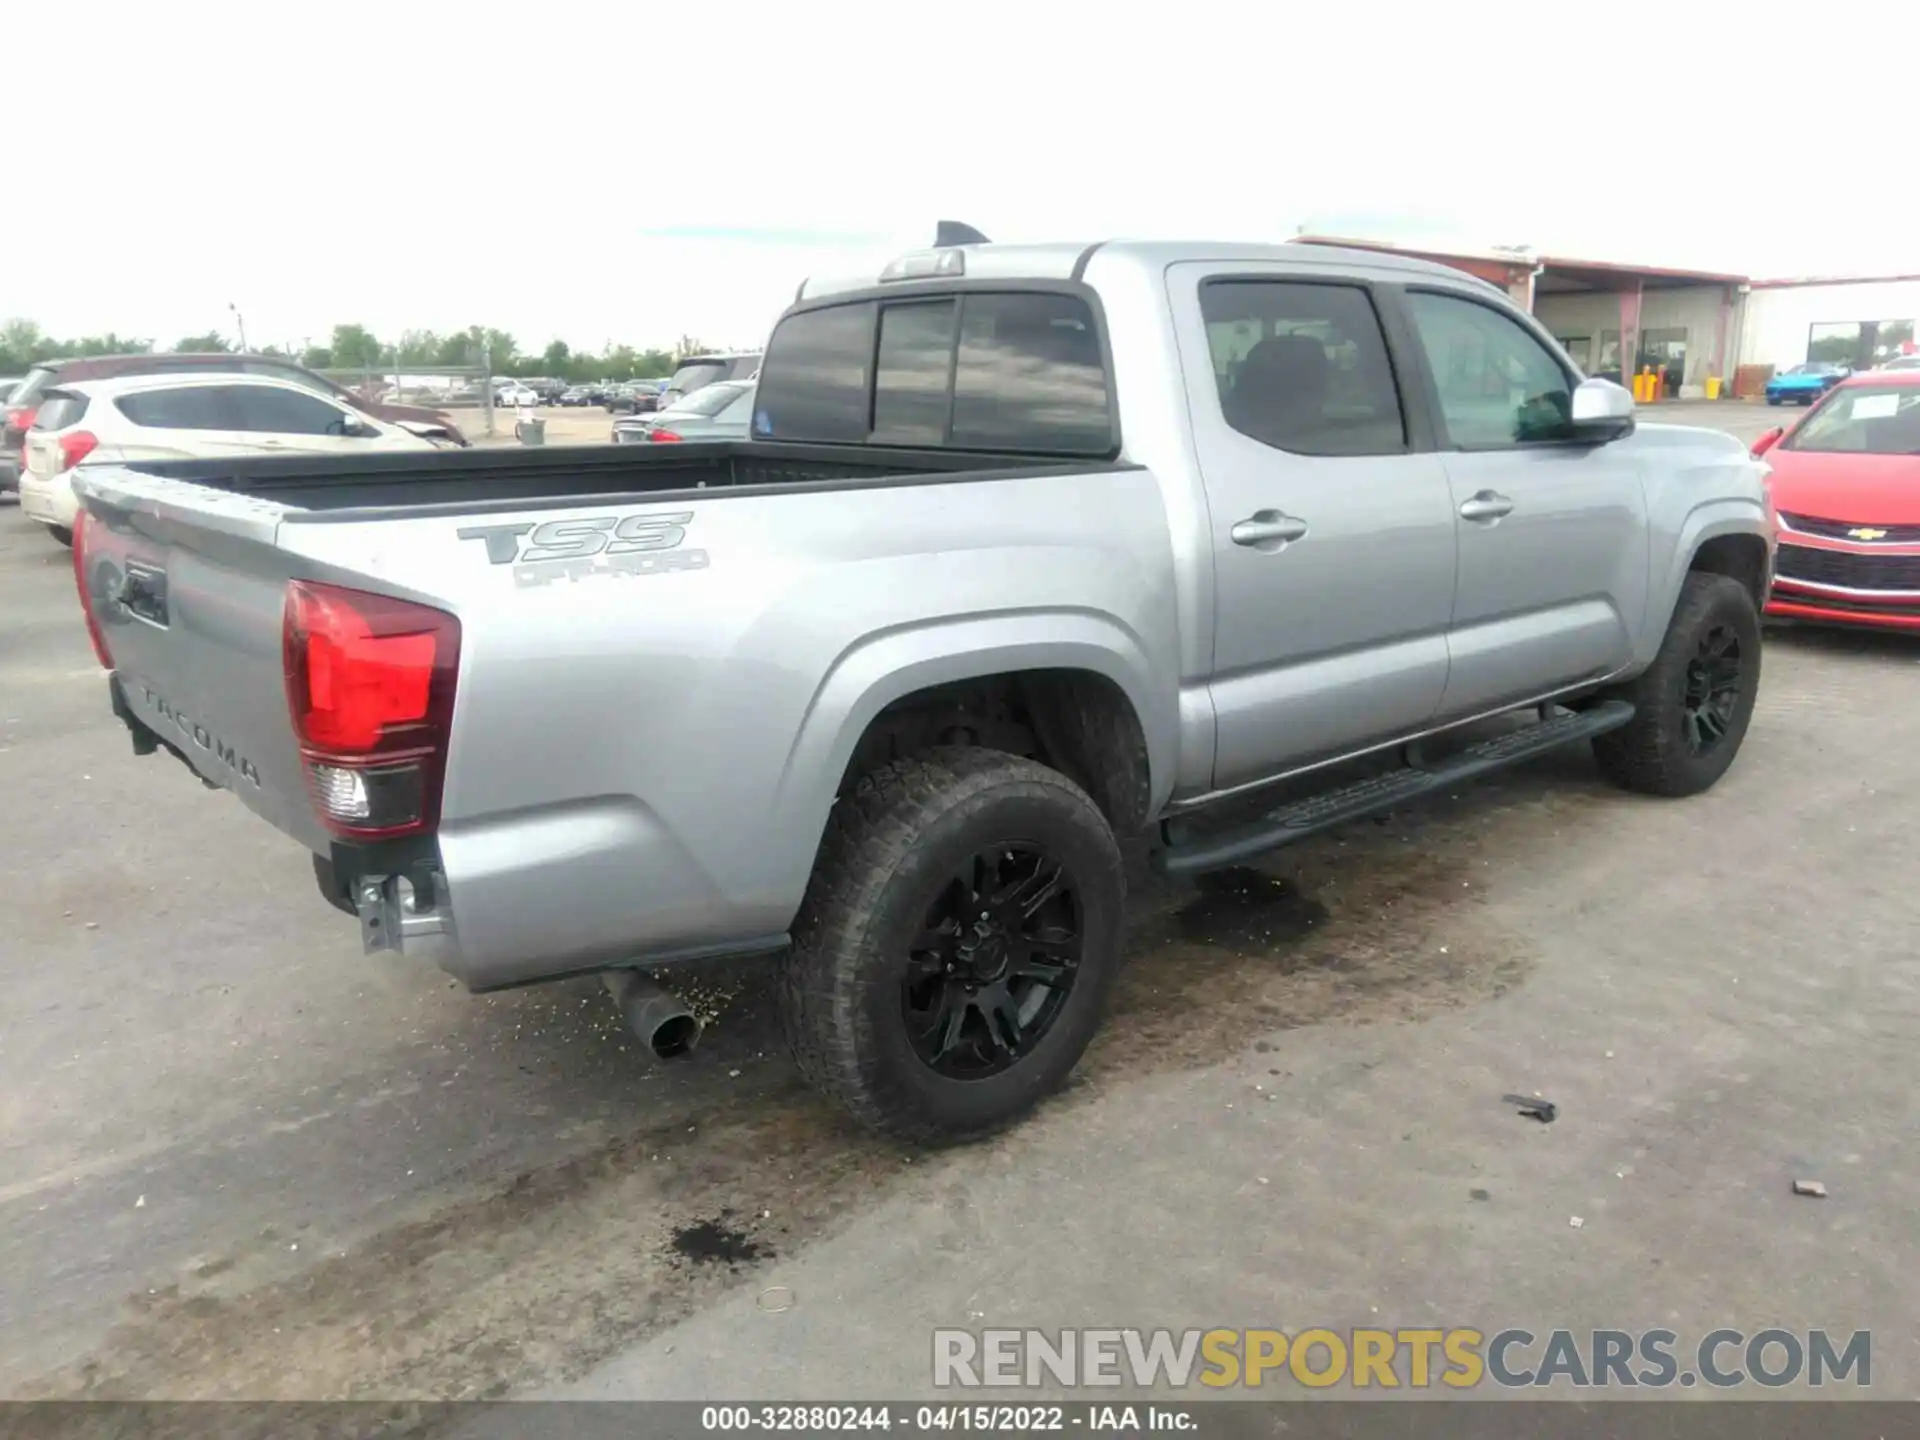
[1755,369,1920,631]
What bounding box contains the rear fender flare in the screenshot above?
[770,609,1176,889]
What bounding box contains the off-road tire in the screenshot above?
[1593,572,1761,797]
[781,747,1125,1144]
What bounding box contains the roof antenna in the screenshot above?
[935,220,991,247]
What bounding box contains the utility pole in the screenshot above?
[228,302,249,353]
[481,342,495,438]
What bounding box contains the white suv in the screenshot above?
[18,372,434,543]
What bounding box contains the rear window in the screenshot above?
[671,381,751,418]
[31,391,89,430]
[663,359,730,400]
[754,290,1116,456]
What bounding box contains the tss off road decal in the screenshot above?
[457,513,710,588]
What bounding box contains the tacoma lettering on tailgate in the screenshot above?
[143,686,262,787]
[457,513,710,588]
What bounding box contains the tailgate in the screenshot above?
[74,469,331,853]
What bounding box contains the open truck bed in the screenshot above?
[119,439,1083,515]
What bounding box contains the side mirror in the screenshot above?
[1751,426,1785,458]
[1568,377,1635,442]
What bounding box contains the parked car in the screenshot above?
[557,385,595,406]
[1765,361,1851,406]
[3,353,466,470]
[0,378,20,490]
[1753,370,1920,631]
[493,381,540,407]
[605,383,662,415]
[1873,353,1920,373]
[70,235,1771,1142]
[20,372,435,544]
[613,380,754,444]
[659,351,760,409]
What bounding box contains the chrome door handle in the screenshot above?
[1458,490,1514,522]
[1231,510,1309,550]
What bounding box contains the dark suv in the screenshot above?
[3,353,467,485]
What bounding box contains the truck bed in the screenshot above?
[122,440,1083,515]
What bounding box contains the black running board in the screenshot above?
[1156,700,1636,877]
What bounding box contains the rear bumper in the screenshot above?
[16,469,78,528]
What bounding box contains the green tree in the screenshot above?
[603,345,637,381]
[433,331,474,367]
[0,318,48,371]
[542,338,571,375]
[69,333,153,358]
[171,331,233,353]
[396,329,443,367]
[329,324,384,370]
[635,347,675,378]
[483,329,518,369]
[301,345,334,370]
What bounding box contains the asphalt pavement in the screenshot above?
[3,403,1917,1406]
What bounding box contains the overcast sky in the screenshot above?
[7,1,1914,357]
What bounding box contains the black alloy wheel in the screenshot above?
[1680,623,1743,756]
[902,844,1083,1079]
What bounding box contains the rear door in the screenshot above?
[111,384,281,462]
[1394,287,1649,718]
[1170,263,1460,789]
[221,383,412,455]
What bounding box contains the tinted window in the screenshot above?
[949,293,1112,455]
[1405,290,1574,446]
[115,386,236,430]
[753,301,876,442]
[32,392,89,429]
[1200,280,1406,455]
[872,300,955,445]
[226,386,355,435]
[663,359,730,403]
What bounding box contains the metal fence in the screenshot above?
[315,363,498,435]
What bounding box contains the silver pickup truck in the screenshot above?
[71,236,1774,1141]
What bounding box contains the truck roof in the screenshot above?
[795,238,1498,304]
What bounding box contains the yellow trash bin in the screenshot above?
[1704,377,1723,400]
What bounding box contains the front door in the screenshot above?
[1170,263,1460,792]
[1396,286,1650,719]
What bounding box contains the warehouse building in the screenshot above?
[1293,235,1920,400]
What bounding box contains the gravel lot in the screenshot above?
[4,402,1917,1404]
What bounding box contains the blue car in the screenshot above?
[1766,361,1851,406]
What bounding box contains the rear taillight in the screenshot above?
[648,429,682,443]
[57,431,99,472]
[70,511,114,669]
[283,581,460,838]
[5,404,35,433]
